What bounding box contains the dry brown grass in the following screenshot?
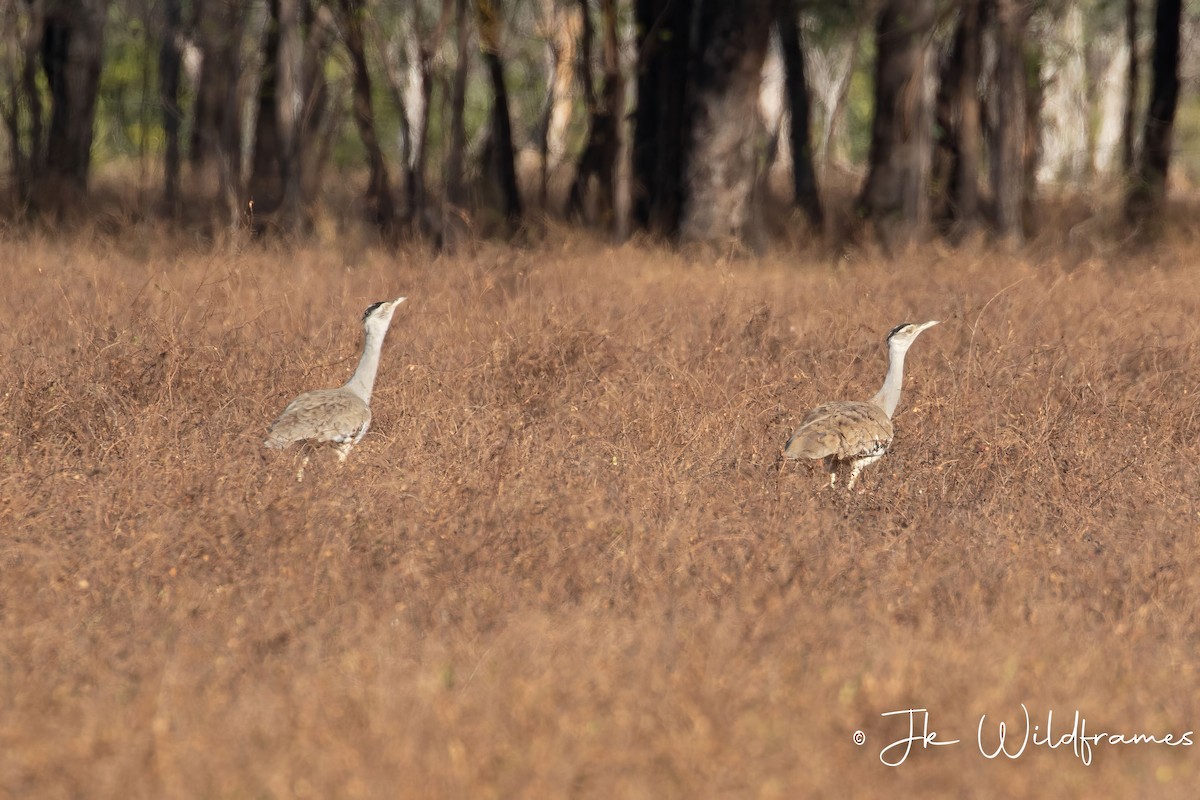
[2,225,1199,798]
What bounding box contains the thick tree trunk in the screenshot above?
[632,0,693,236]
[2,0,47,204]
[275,0,304,231]
[933,0,981,233]
[250,0,283,212]
[476,0,522,227]
[1092,27,1128,176]
[38,0,108,201]
[775,0,822,229]
[403,33,433,223]
[1126,0,1182,227]
[1038,4,1088,184]
[339,0,395,231]
[568,0,622,225]
[159,0,183,214]
[190,0,244,223]
[991,0,1027,245]
[297,3,336,203]
[679,0,772,248]
[537,0,578,207]
[857,0,935,249]
[445,0,471,209]
[1122,0,1138,174]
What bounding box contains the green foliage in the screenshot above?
[96,4,158,159]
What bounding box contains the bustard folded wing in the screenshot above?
[264,388,371,448]
[784,401,893,461]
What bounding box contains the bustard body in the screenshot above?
[265,297,406,462]
[784,320,938,490]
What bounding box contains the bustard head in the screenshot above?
[362,297,407,333]
[886,320,939,353]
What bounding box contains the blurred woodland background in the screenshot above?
[0,0,1198,249]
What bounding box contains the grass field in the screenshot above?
[2,223,1199,797]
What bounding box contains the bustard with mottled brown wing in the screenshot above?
[784,320,938,490]
[265,297,406,464]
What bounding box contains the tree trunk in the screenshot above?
[1122,0,1138,174]
[991,0,1027,245]
[250,0,283,212]
[1126,0,1181,227]
[537,0,578,208]
[568,0,622,226]
[775,0,822,229]
[1022,37,1043,238]
[476,0,522,228]
[1,0,47,204]
[159,0,183,214]
[275,0,304,231]
[1038,4,1088,184]
[37,0,108,205]
[632,0,693,236]
[339,0,395,231]
[1092,25,1128,177]
[932,0,981,234]
[297,3,336,203]
[857,0,935,250]
[190,0,245,223]
[679,0,772,248]
[445,0,471,209]
[403,32,433,224]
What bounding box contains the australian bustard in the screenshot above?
[784,321,938,490]
[265,297,406,464]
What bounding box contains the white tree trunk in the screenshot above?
[802,19,861,171]
[1092,33,1130,177]
[1037,4,1088,185]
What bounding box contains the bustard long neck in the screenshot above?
[343,325,387,404]
[870,344,910,419]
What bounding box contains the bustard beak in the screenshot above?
[917,320,939,332]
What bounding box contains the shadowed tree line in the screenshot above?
[0,0,1189,249]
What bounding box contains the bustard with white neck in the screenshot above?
[265,297,406,463]
[784,320,938,490]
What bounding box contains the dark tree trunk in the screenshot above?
[857,0,936,249]
[445,0,471,208]
[1022,40,1042,239]
[3,1,47,204]
[297,2,336,202]
[476,0,522,227]
[275,0,304,231]
[159,0,183,214]
[250,0,283,211]
[680,0,773,248]
[406,44,433,226]
[38,0,108,200]
[632,0,693,237]
[568,0,622,226]
[932,0,981,235]
[775,0,822,229]
[1126,0,1181,227]
[190,0,244,222]
[1122,0,1138,174]
[339,0,395,231]
[991,0,1027,245]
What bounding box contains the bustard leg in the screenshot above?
[825,457,837,489]
[336,442,353,463]
[296,455,310,483]
[846,463,863,492]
